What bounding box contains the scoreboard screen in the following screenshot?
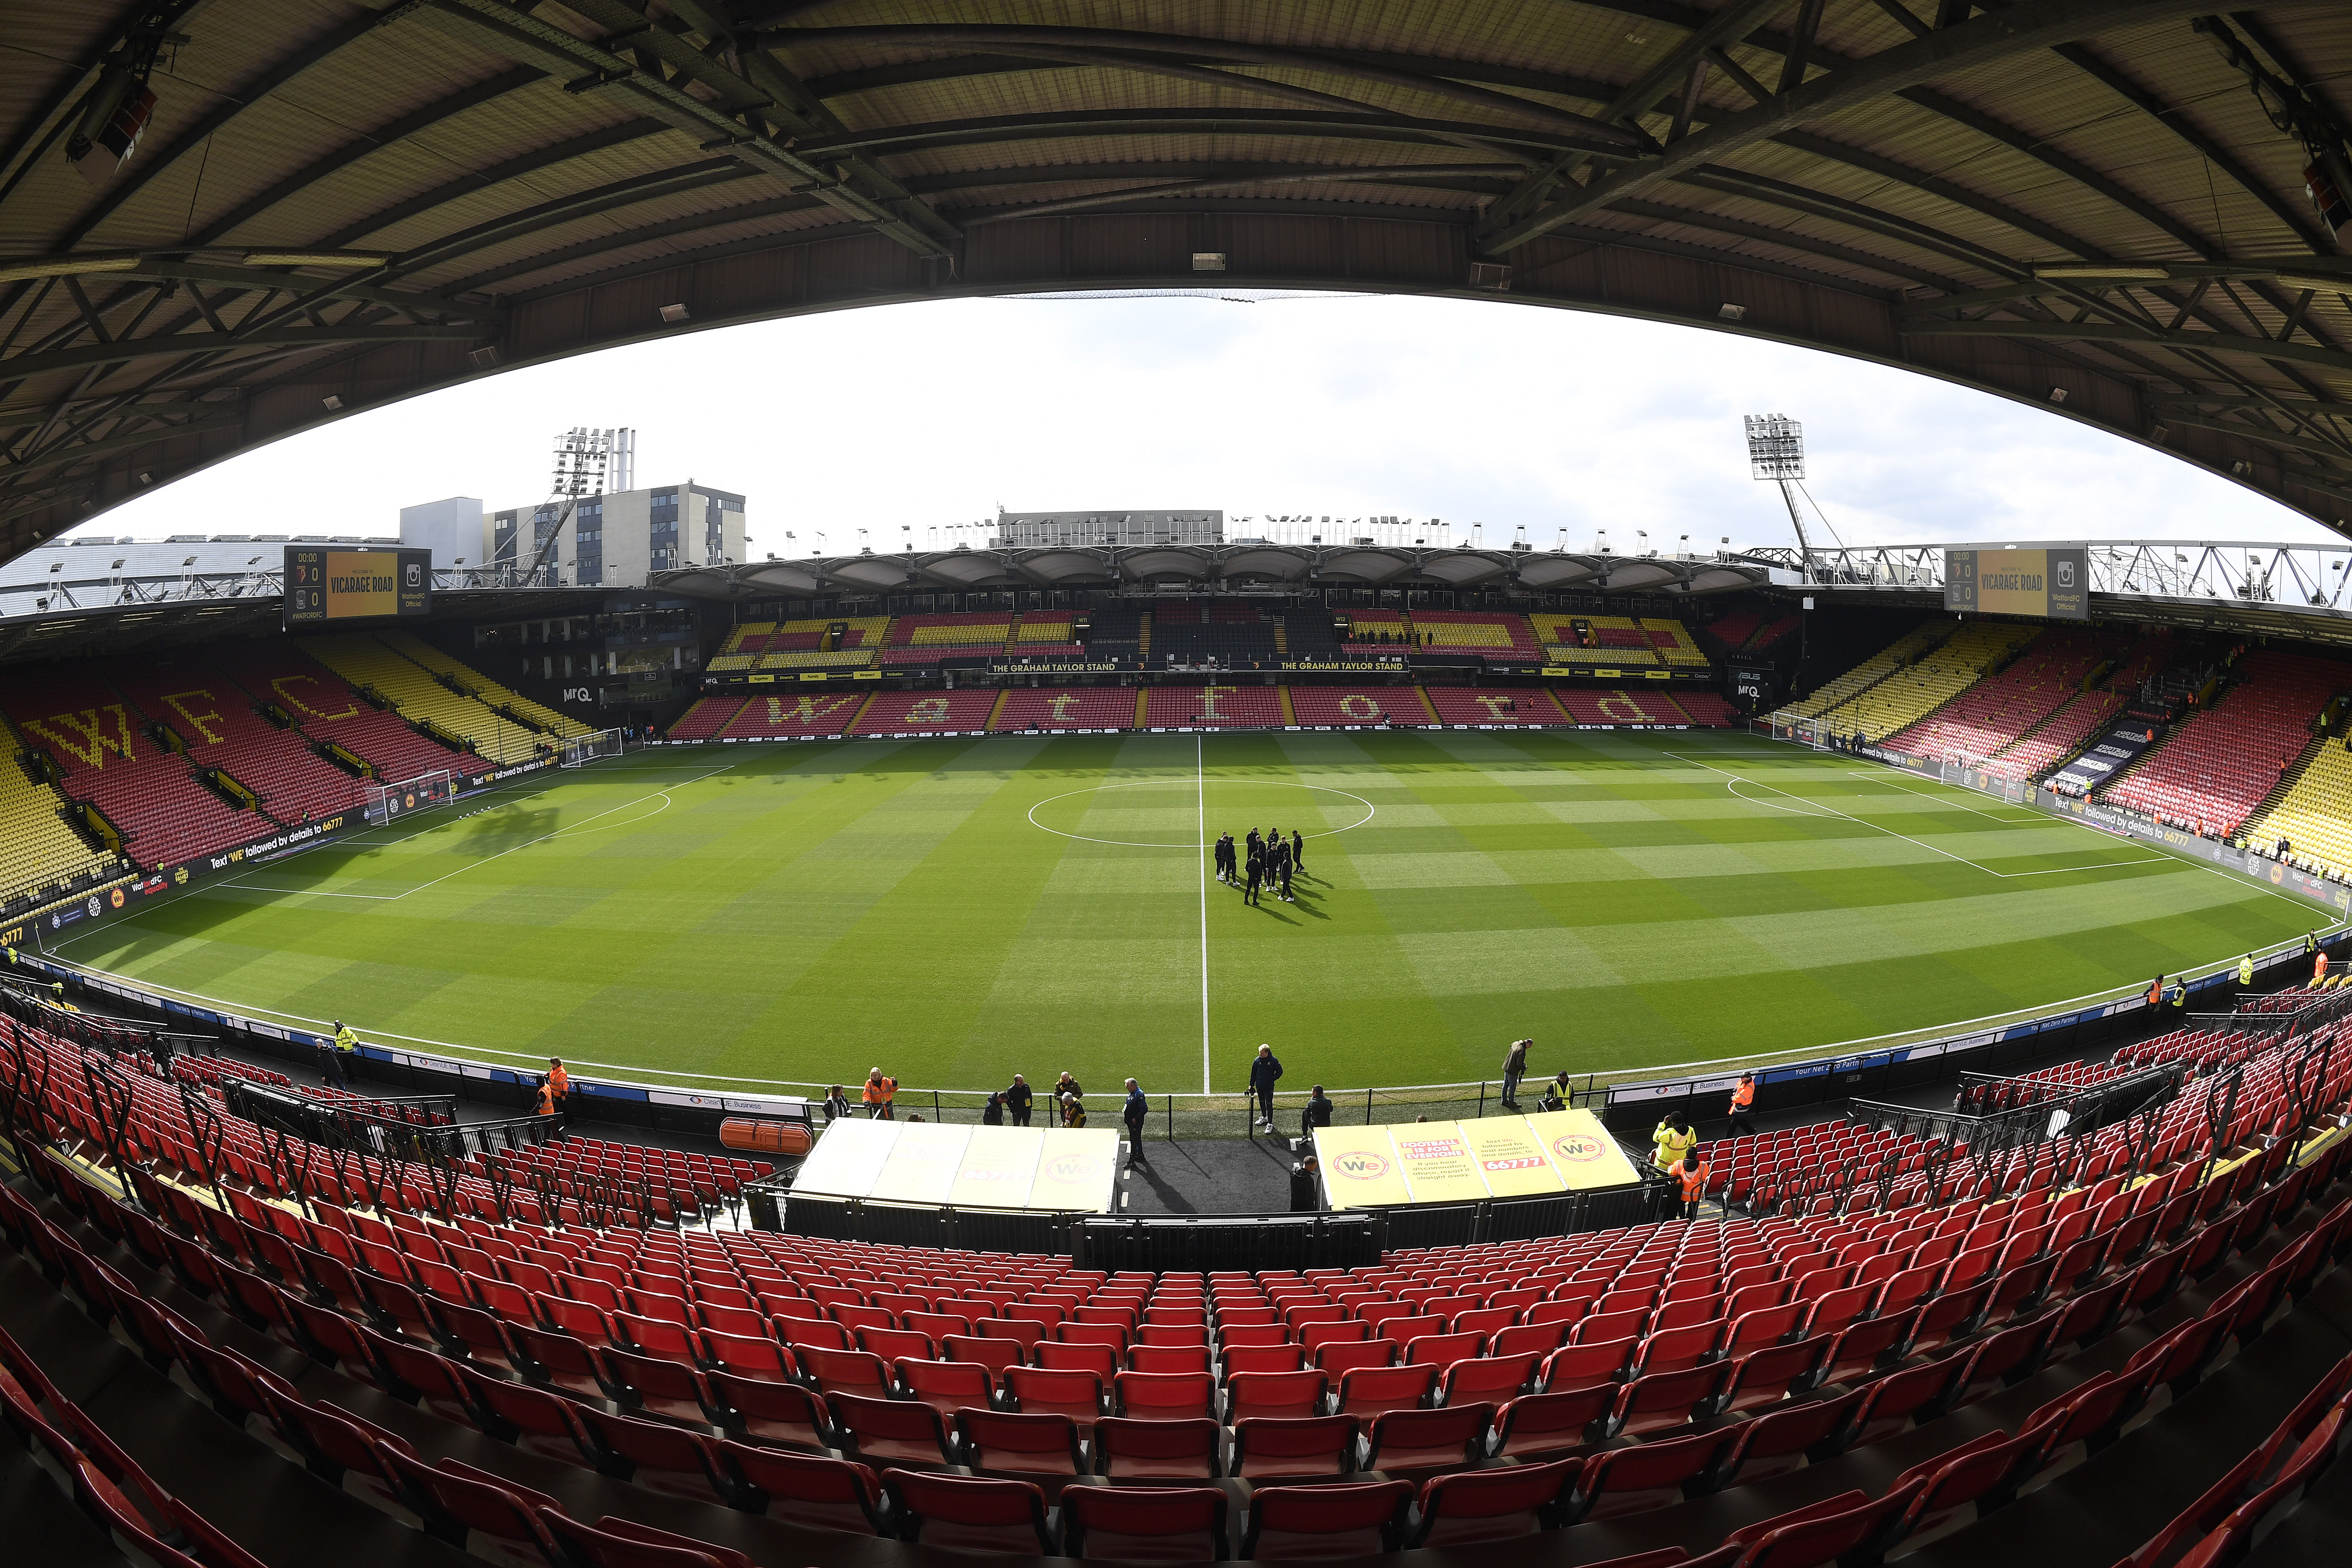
[283,548,431,629]
[1944,546,2088,622]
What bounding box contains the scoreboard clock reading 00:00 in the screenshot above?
[283,547,432,629]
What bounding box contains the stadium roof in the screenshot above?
[3,1,2351,565]
[660,541,1773,596]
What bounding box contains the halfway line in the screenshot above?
[1197,733,1211,1094]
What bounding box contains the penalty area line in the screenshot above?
[1674,753,2168,878]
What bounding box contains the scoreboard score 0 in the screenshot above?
[283,547,432,629]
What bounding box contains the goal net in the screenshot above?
[560,727,625,769]
[364,770,454,826]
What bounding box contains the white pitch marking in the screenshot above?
[1672,752,2166,878]
[214,765,734,903]
[1026,777,1375,849]
[1198,735,1212,1095]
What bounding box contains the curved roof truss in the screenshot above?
[1,0,2349,565]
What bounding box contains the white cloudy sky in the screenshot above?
[80,291,2337,554]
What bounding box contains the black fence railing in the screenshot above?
[760,1188,1081,1256]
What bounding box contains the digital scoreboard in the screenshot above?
[1945,546,2088,622]
[283,547,431,629]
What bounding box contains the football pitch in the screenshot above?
[45,730,2326,1098]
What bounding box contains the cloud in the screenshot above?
[82,293,2337,552]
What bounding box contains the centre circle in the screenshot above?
[1027,778,1378,849]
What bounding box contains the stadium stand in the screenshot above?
[209,641,473,786]
[1554,689,1692,726]
[1704,608,1763,651]
[1406,613,1541,660]
[1338,609,1416,648]
[299,634,551,765]
[2102,649,2343,837]
[1673,691,1737,726]
[719,690,867,739]
[2,973,2348,1568]
[1528,613,1662,668]
[665,695,749,741]
[1287,687,1429,726]
[1084,607,1149,664]
[1281,609,1339,661]
[378,631,594,741]
[1143,687,1284,727]
[1153,605,1280,667]
[991,688,1137,730]
[2245,739,2352,883]
[1977,634,2174,782]
[0,740,118,908]
[1809,622,2040,744]
[104,658,365,828]
[1780,624,1950,720]
[1423,687,1571,725]
[0,665,263,869]
[852,690,999,736]
[713,618,888,673]
[883,615,1013,666]
[1886,628,2119,763]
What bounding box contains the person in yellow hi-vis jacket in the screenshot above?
[1653,1112,1697,1171]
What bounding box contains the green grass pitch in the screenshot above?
[48,731,2323,1097]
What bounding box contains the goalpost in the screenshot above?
[364,770,454,826]
[560,727,625,769]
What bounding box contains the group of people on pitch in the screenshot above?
[1215,826,1307,905]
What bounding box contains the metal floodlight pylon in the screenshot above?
[1744,413,1819,576]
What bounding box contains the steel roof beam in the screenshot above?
[2049,39,2332,254]
[761,23,1652,148]
[1479,0,2242,256]
[58,8,386,252]
[307,119,673,254]
[957,164,1526,225]
[1477,0,1793,244]
[416,0,954,259]
[560,0,961,253]
[0,323,485,383]
[1600,197,1970,290]
[796,49,1621,108]
[180,66,549,251]
[2158,411,2352,466]
[0,412,243,490]
[791,108,1599,161]
[1900,317,2352,379]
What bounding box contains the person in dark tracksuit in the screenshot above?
[1250,1044,1284,1131]
[1005,1075,1033,1126]
[1291,828,1305,877]
[1244,841,1263,905]
[1124,1078,1149,1163]
[1278,844,1294,903]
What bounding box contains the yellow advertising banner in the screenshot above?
[787,1117,900,1199]
[1389,1124,1492,1204]
[1526,1109,1643,1190]
[1023,1129,1123,1212]
[948,1125,1047,1208]
[1461,1118,1569,1197]
[1311,1126,1411,1208]
[865,1121,973,1205]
